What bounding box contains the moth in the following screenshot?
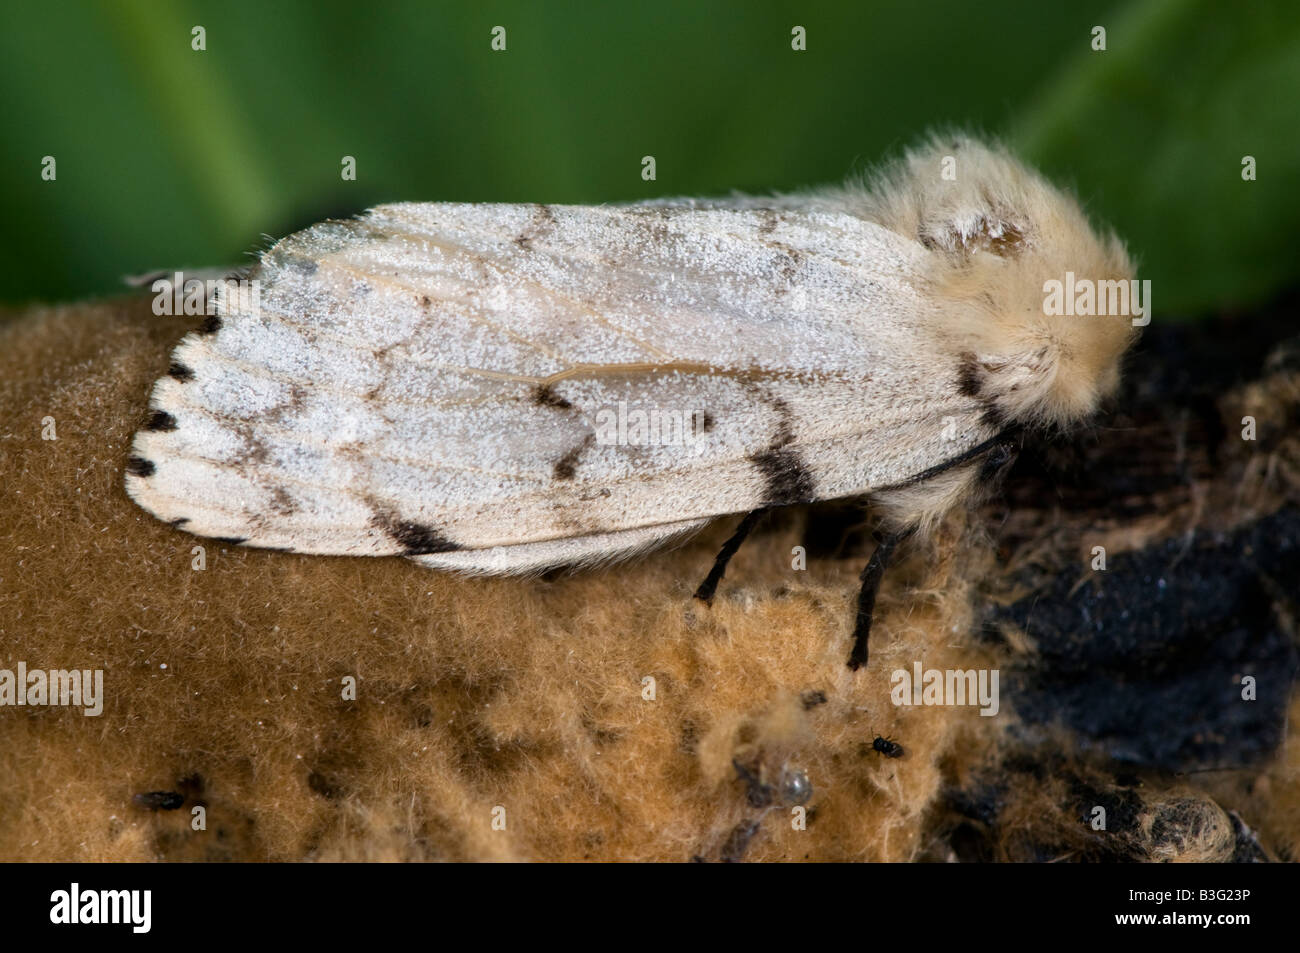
[125,135,1138,668]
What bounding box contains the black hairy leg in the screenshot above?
[693,509,768,605]
[847,528,912,670]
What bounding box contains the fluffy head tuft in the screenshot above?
[851,133,1138,431]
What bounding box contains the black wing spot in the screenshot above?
[956,352,1010,430]
[168,361,195,382]
[125,456,156,478]
[553,434,595,481]
[143,410,178,432]
[533,384,573,410]
[957,352,983,398]
[213,536,247,545]
[749,447,814,506]
[170,517,190,528]
[744,392,815,506]
[197,314,222,335]
[372,512,462,555]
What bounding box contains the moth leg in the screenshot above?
[693,509,768,605]
[977,435,1021,483]
[847,529,912,670]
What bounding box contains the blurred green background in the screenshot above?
[1,0,1297,314]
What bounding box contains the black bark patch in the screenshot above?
[372,513,462,555]
[990,505,1300,771]
[168,361,194,382]
[125,456,156,478]
[749,447,815,506]
[144,410,178,432]
[533,383,573,410]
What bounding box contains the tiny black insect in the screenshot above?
[133,790,185,811]
[871,735,904,758]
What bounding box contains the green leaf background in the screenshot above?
[2,0,1296,316]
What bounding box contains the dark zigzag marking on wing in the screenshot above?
[746,394,815,506]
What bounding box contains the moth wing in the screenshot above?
[126,202,997,568]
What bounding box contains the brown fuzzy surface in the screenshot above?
[1,296,1296,862]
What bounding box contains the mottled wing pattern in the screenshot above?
[125,202,997,570]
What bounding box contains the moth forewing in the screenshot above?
[126,203,993,554]
[126,135,1137,668]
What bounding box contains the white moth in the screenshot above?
[125,136,1138,667]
